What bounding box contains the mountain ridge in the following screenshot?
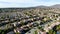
[0,4,60,8]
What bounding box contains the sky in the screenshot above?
[0,0,60,8]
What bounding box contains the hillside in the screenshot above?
[0,4,60,18]
[0,4,60,34]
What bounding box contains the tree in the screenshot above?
[16,32,20,34]
[2,32,4,34]
[48,30,56,34]
[53,31,56,34]
[37,26,42,29]
[34,30,38,34]
[48,30,53,34]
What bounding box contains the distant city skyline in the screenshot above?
[0,0,60,8]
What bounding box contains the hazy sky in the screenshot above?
[0,0,60,7]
